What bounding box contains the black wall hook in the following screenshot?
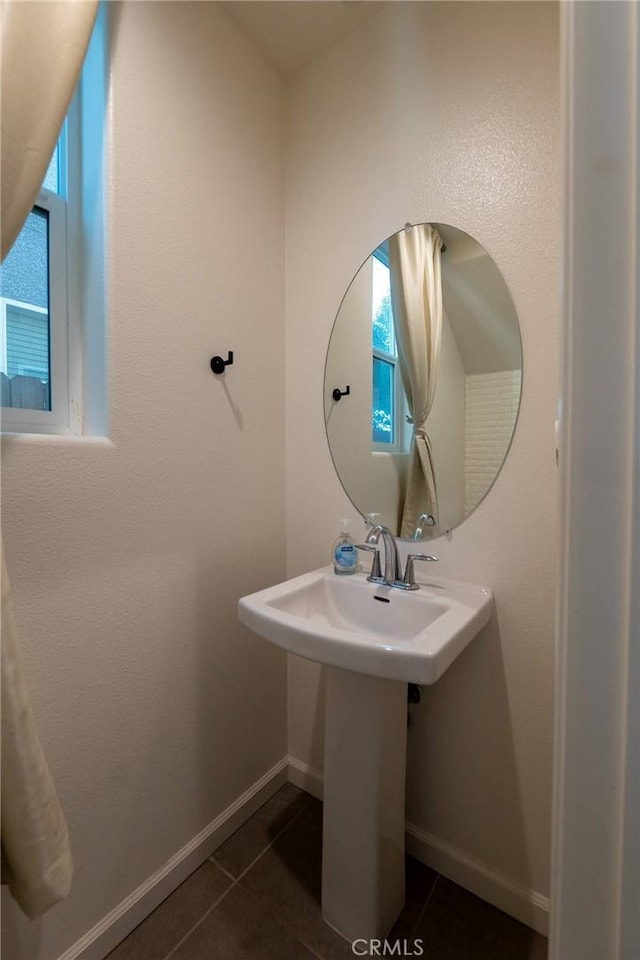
[210,351,234,375]
[332,385,351,402]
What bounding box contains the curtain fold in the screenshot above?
[1,0,98,259]
[1,0,97,917]
[1,546,73,918]
[389,224,444,539]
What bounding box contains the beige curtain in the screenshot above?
[1,0,98,260]
[1,0,97,917]
[1,549,74,918]
[389,224,444,539]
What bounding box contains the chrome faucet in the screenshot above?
[357,522,439,590]
[363,523,401,585]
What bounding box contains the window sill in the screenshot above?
[1,431,113,450]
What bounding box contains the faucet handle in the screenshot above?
[412,513,436,540]
[399,553,439,590]
[355,544,383,582]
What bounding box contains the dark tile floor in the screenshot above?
[107,784,547,960]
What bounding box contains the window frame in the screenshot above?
[371,251,406,454]
[1,97,82,435]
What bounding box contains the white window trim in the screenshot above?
[371,251,406,454]
[1,95,81,436]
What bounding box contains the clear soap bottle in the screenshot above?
[332,519,357,575]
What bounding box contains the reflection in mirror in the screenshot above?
[324,223,522,540]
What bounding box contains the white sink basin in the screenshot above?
[238,566,493,684]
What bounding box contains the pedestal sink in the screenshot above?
[238,567,493,942]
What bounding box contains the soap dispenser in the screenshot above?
[332,519,357,575]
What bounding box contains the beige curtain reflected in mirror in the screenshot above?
[389,224,444,539]
[1,0,97,916]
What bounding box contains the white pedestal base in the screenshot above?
[322,667,407,942]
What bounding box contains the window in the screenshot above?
[371,248,405,450]
[0,4,106,436]
[0,115,77,432]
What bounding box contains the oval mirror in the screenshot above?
[324,223,522,540]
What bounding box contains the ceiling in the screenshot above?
[438,225,521,375]
[218,1,388,79]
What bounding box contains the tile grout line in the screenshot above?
[229,795,350,960]
[274,915,327,960]
[161,793,314,960]
[162,880,237,960]
[297,921,352,960]
[216,792,314,886]
[409,872,440,940]
[207,859,236,883]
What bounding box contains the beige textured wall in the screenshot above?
[1,4,286,958]
[285,0,558,904]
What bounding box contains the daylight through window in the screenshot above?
[0,120,73,427]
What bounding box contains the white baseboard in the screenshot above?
[286,756,549,937]
[57,755,548,960]
[57,758,289,960]
[287,755,324,800]
[405,822,549,936]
